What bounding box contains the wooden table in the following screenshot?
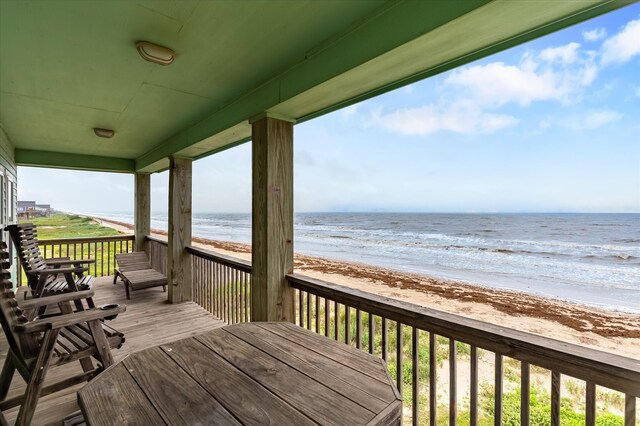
[78,322,402,425]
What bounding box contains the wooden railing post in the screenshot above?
[251,114,295,322]
[134,173,150,253]
[167,156,192,304]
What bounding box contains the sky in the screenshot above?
[18,5,640,214]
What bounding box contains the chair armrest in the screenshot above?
[30,266,88,275]
[18,290,95,310]
[15,305,126,333]
[47,258,96,266]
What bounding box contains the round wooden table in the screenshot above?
[78,322,402,425]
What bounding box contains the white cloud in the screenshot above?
[566,110,623,130]
[370,104,518,136]
[601,18,640,65]
[443,45,597,106]
[540,42,581,65]
[582,28,607,42]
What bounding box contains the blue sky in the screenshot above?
[19,5,640,214]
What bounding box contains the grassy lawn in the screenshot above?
[19,214,130,278]
[23,214,122,239]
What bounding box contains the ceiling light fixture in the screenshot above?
[94,128,115,138]
[135,41,175,66]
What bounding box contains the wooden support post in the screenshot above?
[251,115,294,322]
[134,173,151,253]
[167,156,192,304]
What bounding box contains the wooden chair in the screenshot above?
[0,242,126,426]
[114,252,167,300]
[5,224,95,310]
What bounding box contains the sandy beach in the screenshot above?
[95,216,640,359]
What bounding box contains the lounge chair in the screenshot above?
[5,223,95,311]
[114,252,167,299]
[0,242,125,426]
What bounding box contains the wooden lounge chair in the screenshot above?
[0,242,125,426]
[5,224,95,310]
[114,252,167,300]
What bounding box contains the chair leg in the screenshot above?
[125,282,131,300]
[87,320,114,368]
[113,270,120,285]
[0,353,16,401]
[15,329,59,426]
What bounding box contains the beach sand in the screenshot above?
[95,217,640,359]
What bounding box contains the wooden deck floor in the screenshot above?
[1,277,226,425]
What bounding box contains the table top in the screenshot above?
[78,322,402,425]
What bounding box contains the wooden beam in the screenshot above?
[251,116,294,322]
[134,173,151,253]
[167,156,192,304]
[15,149,135,173]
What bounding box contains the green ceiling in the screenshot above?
[0,0,631,173]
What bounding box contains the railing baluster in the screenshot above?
[470,346,478,426]
[345,306,351,345]
[356,309,362,349]
[396,322,403,396]
[521,361,530,426]
[324,298,329,337]
[495,354,503,426]
[412,327,419,426]
[450,339,457,426]
[368,312,374,354]
[624,394,636,426]
[299,290,304,327]
[315,294,320,333]
[551,371,560,426]
[429,332,436,426]
[306,292,311,330]
[334,301,339,341]
[381,318,388,361]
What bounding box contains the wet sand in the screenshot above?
[94,216,640,359]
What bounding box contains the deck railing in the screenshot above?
[141,240,639,425]
[187,246,251,324]
[147,235,168,276]
[146,238,252,323]
[24,235,135,283]
[287,273,639,426]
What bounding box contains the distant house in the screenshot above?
[17,200,36,214]
[18,201,53,219]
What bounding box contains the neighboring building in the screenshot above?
[18,200,53,219]
[17,200,35,214]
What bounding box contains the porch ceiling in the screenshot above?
[0,0,630,173]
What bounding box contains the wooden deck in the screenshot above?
[1,276,226,425]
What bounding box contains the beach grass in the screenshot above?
[24,214,122,239]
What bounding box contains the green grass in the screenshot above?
[19,214,128,278]
[25,214,122,239]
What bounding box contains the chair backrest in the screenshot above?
[0,242,40,360]
[5,223,47,288]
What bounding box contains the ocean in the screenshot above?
[90,212,640,313]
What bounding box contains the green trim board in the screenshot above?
[15,149,135,173]
[1,0,633,174]
[135,0,630,172]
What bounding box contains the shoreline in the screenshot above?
[92,216,640,358]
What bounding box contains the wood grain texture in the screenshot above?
[2,276,225,425]
[122,346,240,425]
[78,363,164,426]
[167,156,192,304]
[77,321,400,426]
[161,337,316,426]
[134,173,150,253]
[251,117,294,322]
[287,273,640,395]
